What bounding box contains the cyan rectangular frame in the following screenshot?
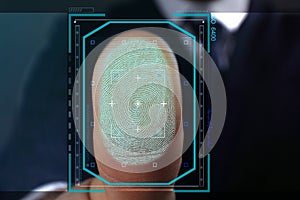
[68,14,211,193]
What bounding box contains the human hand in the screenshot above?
[57,29,183,200]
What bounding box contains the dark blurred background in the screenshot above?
[1,0,300,199]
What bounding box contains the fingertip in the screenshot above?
[92,29,183,191]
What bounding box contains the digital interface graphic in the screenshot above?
[67,13,212,192]
[2,0,300,197]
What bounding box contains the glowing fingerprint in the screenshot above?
[98,38,179,166]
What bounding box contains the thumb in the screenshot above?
[91,29,183,199]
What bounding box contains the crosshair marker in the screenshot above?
[109,100,116,107]
[135,100,142,108]
[136,74,141,81]
[135,126,141,133]
[160,101,167,107]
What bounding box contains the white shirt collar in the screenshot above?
[155,0,250,32]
